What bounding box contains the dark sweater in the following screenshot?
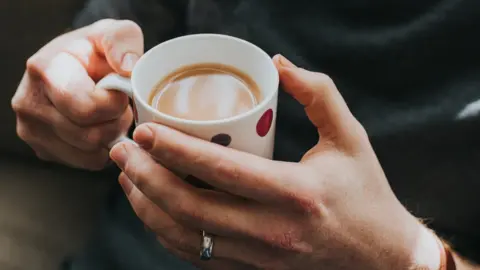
[72,0,480,266]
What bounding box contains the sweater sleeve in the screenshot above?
[73,0,187,49]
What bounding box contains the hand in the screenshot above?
[11,19,142,170]
[110,55,442,269]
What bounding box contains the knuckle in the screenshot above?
[123,157,146,186]
[153,137,186,168]
[11,98,24,114]
[11,96,37,118]
[185,206,206,225]
[354,121,369,141]
[117,20,143,35]
[311,73,335,97]
[164,227,192,251]
[101,120,129,143]
[282,167,323,215]
[268,230,307,253]
[101,19,143,50]
[68,102,97,122]
[171,199,202,224]
[170,201,190,221]
[80,128,103,148]
[16,123,34,142]
[26,54,42,72]
[25,54,50,81]
[12,77,36,115]
[289,193,321,215]
[315,73,334,86]
[124,161,149,191]
[213,158,242,182]
[123,160,136,179]
[347,120,370,150]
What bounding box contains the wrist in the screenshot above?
[409,225,443,269]
[368,204,456,270]
[401,218,460,270]
[385,209,442,270]
[369,206,442,269]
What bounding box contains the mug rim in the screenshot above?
[130,34,279,126]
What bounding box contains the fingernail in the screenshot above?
[121,53,139,72]
[110,143,128,169]
[278,54,296,68]
[133,125,154,150]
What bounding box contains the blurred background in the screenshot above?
[1,0,480,269]
[0,1,111,269]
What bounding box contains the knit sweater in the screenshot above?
[73,0,480,265]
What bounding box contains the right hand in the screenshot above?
[11,19,144,171]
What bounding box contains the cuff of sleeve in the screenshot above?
[434,235,456,270]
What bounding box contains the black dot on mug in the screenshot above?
[211,133,232,147]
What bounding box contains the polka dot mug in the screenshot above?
[98,34,279,159]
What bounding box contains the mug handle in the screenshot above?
[98,74,208,182]
[97,73,138,149]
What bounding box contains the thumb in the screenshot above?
[273,55,365,148]
[88,19,144,76]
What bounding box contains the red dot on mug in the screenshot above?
[256,109,273,137]
[211,133,232,147]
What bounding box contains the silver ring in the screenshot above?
[200,230,214,261]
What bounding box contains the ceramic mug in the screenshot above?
[97,34,279,159]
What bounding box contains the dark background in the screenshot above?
[0,0,85,157]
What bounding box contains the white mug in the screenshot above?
[98,34,279,159]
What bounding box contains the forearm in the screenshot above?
[73,0,186,49]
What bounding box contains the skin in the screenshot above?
[12,19,476,269]
[109,56,436,270]
[11,19,139,170]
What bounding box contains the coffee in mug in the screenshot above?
[98,34,279,158]
[148,63,262,121]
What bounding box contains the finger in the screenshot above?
[88,19,144,76]
[46,137,110,171]
[52,106,133,151]
[27,52,130,125]
[157,232,289,270]
[120,174,293,269]
[160,244,253,270]
[119,173,201,252]
[28,142,60,163]
[62,37,113,81]
[12,73,133,151]
[159,241,258,270]
[112,144,309,251]
[273,54,366,148]
[27,26,112,81]
[16,115,110,171]
[132,124,319,211]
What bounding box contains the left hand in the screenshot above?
[110,55,440,269]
